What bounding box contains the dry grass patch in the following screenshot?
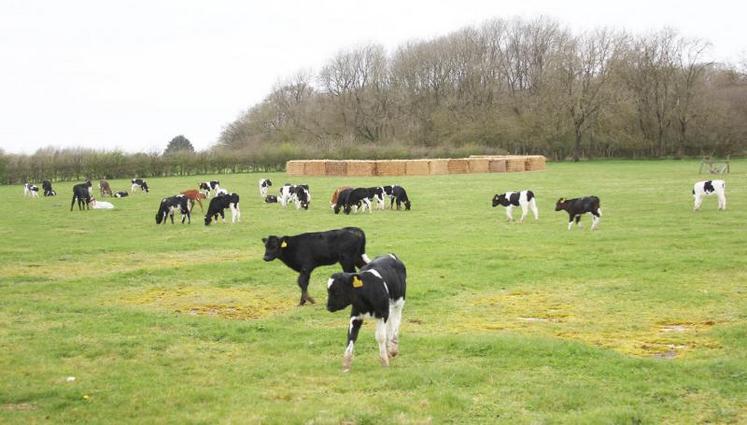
[118,286,292,320]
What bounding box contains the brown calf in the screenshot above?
[181,189,206,212]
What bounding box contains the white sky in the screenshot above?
[0,0,744,154]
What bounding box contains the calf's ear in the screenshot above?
[261,237,267,244]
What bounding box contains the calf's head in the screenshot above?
[555,198,567,211]
[492,194,506,207]
[261,236,287,261]
[326,272,357,312]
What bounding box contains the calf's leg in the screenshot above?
[375,318,389,367]
[342,317,363,372]
[297,270,315,305]
[387,300,404,358]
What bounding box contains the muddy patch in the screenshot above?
[119,286,292,320]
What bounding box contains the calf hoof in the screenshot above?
[380,356,390,367]
[342,355,353,372]
[388,345,399,358]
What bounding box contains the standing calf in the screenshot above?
[258,178,272,197]
[131,178,149,193]
[70,181,93,211]
[204,192,241,225]
[155,195,191,224]
[693,180,726,211]
[492,190,538,222]
[42,180,56,197]
[555,196,602,230]
[262,227,370,305]
[23,183,39,198]
[391,185,411,210]
[99,180,113,197]
[326,254,407,372]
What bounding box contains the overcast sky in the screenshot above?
[1,0,744,155]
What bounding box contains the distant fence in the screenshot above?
[286,155,545,177]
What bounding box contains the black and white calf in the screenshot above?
[279,184,311,209]
[338,188,374,214]
[199,180,221,198]
[131,178,150,193]
[113,191,129,198]
[70,181,93,210]
[264,195,278,203]
[42,180,56,197]
[258,178,272,197]
[23,183,39,198]
[155,195,191,224]
[326,254,407,372]
[262,227,370,305]
[492,190,539,222]
[693,180,726,211]
[555,196,602,230]
[391,185,411,210]
[204,192,241,225]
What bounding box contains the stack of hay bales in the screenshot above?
[525,155,546,171]
[506,157,526,172]
[405,159,431,176]
[468,158,490,174]
[429,159,450,175]
[376,160,407,177]
[489,158,507,172]
[345,160,377,177]
[286,160,305,177]
[447,158,470,174]
[304,160,326,176]
[325,160,347,177]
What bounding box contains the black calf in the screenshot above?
[70,181,93,211]
[262,227,370,305]
[204,193,240,225]
[42,180,56,196]
[555,196,602,230]
[391,185,411,210]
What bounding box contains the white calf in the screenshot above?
[693,180,726,211]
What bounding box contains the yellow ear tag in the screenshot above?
[280,241,288,248]
[352,276,363,288]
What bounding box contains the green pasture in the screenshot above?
[1,161,746,424]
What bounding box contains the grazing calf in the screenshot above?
[279,184,311,209]
[199,180,221,198]
[262,227,370,305]
[331,186,353,211]
[24,183,39,198]
[333,188,355,214]
[113,191,129,198]
[391,185,411,210]
[180,189,206,212]
[155,195,191,224]
[339,188,373,214]
[70,181,93,211]
[327,254,407,372]
[265,195,278,203]
[42,180,56,197]
[99,180,113,197]
[555,196,602,230]
[492,190,539,222]
[365,187,386,210]
[693,180,726,211]
[258,178,272,197]
[204,192,241,225]
[131,178,149,193]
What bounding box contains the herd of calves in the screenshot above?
[21,176,728,370]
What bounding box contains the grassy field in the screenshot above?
[1,161,746,424]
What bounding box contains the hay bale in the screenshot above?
[506,157,526,172]
[325,160,347,176]
[429,159,450,175]
[304,160,326,176]
[489,158,507,173]
[376,160,407,176]
[405,159,430,176]
[286,160,305,176]
[345,160,377,177]
[468,158,490,174]
[525,155,546,171]
[448,159,470,174]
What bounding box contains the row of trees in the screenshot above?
[219,18,747,160]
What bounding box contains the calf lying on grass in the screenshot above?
[204,192,240,225]
[113,191,129,198]
[326,254,407,372]
[693,180,726,211]
[262,227,370,305]
[492,190,538,222]
[555,196,602,230]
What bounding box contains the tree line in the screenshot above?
[218,17,747,160]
